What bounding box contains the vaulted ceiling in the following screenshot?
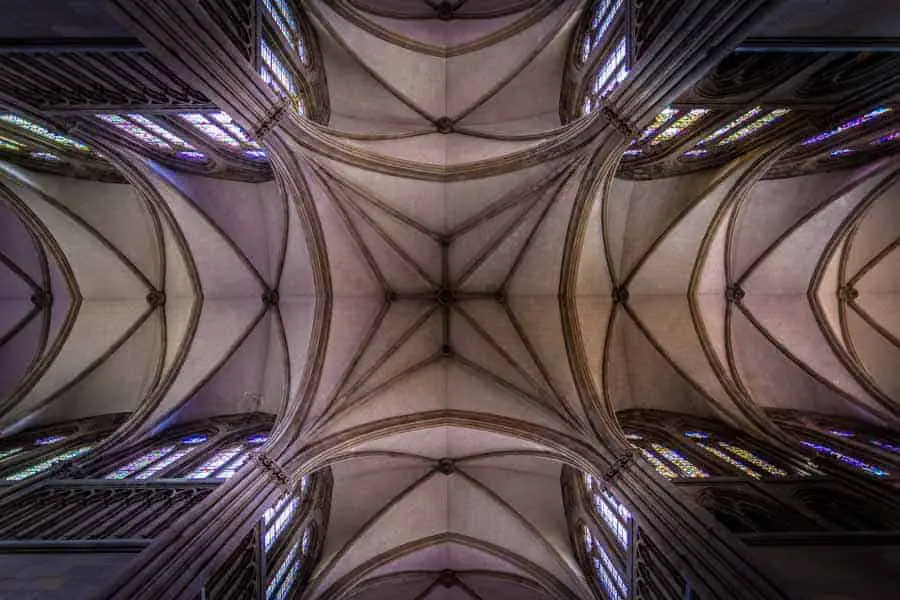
[1,1,899,599]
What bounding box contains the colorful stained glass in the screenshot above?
[830,148,855,157]
[595,545,627,600]
[871,131,899,145]
[0,114,90,152]
[0,136,23,151]
[871,439,900,454]
[181,434,208,445]
[177,151,207,161]
[684,431,710,439]
[0,448,23,462]
[802,107,892,146]
[592,37,628,99]
[179,114,240,148]
[718,442,787,477]
[623,149,642,157]
[800,441,889,477]
[5,445,92,481]
[639,108,679,141]
[641,448,677,479]
[105,446,175,480]
[683,149,708,158]
[96,114,172,150]
[718,109,791,146]
[209,112,259,146]
[216,452,250,480]
[30,151,60,161]
[264,494,299,551]
[594,490,631,548]
[185,444,243,479]
[135,447,194,479]
[260,39,296,97]
[248,434,269,445]
[266,541,300,600]
[244,149,268,160]
[696,443,760,479]
[126,115,195,149]
[650,443,709,478]
[580,0,623,65]
[301,528,311,553]
[651,109,710,145]
[35,435,66,445]
[696,106,763,146]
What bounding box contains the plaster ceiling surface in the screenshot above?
[1,1,900,599]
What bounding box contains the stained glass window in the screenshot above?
[684,431,710,440]
[594,546,627,600]
[96,114,172,150]
[593,490,631,549]
[871,131,899,145]
[696,443,760,479]
[801,107,892,146]
[126,115,195,149]
[624,432,643,440]
[266,540,301,600]
[5,445,93,481]
[105,434,207,480]
[829,430,855,438]
[593,37,628,98]
[717,109,791,146]
[830,148,855,157]
[639,108,678,141]
[622,149,642,157]
[264,494,300,552]
[185,444,244,479]
[640,448,678,479]
[0,136,24,151]
[696,106,763,146]
[650,443,709,478]
[650,109,711,145]
[0,114,90,152]
[177,151,207,161]
[179,114,240,148]
[260,38,297,98]
[210,112,260,147]
[30,151,60,161]
[579,0,624,65]
[35,435,66,445]
[0,448,23,463]
[683,149,708,158]
[871,439,900,454]
[800,441,889,478]
[717,443,787,477]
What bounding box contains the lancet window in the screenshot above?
[105,433,209,480]
[184,432,268,480]
[258,0,312,116]
[3,445,93,481]
[0,113,90,153]
[801,106,892,146]
[95,113,206,162]
[178,112,267,160]
[578,0,625,66]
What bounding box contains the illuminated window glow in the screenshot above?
[718,442,787,477]
[264,494,300,552]
[639,108,678,141]
[135,447,194,479]
[0,114,90,152]
[179,114,240,148]
[650,443,708,478]
[593,490,631,549]
[718,109,791,146]
[5,445,92,481]
[830,148,855,157]
[802,107,892,146]
[580,0,624,64]
[696,443,760,479]
[684,431,710,439]
[684,149,708,158]
[871,439,900,454]
[96,114,172,150]
[623,149,642,157]
[829,430,855,438]
[801,441,889,477]
[266,541,301,600]
[35,435,66,446]
[105,446,175,480]
[126,115,195,149]
[697,106,763,146]
[593,37,628,99]
[651,109,710,145]
[0,136,24,151]
[260,39,296,98]
[872,131,899,145]
[641,448,677,479]
[209,112,259,147]
[0,448,23,462]
[594,546,627,600]
[624,433,643,440]
[30,151,60,161]
[177,151,207,161]
[185,444,244,479]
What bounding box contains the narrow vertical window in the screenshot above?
[649,443,709,478]
[266,540,301,600]
[801,107,892,146]
[801,441,890,478]
[185,433,268,480]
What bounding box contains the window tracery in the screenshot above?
[578,0,625,66]
[801,106,892,146]
[105,434,209,480]
[582,36,629,116]
[4,445,94,481]
[0,113,90,153]
[799,441,890,478]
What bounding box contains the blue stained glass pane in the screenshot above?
[216,452,251,480]
[0,448,23,462]
[181,434,208,445]
[594,545,627,600]
[802,107,892,146]
[829,430,855,438]
[244,149,268,160]
[179,114,240,148]
[5,445,93,481]
[801,441,889,477]
[266,541,300,600]
[684,431,710,439]
[650,443,709,478]
[684,149,708,158]
[264,494,299,552]
[594,491,630,549]
[35,435,66,445]
[830,148,855,157]
[871,131,899,145]
[248,434,269,445]
[126,115,195,149]
[177,151,207,161]
[185,444,244,479]
[96,114,172,150]
[871,439,900,454]
[30,151,60,161]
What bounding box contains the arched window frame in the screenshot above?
[573,0,630,118]
[0,414,124,481]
